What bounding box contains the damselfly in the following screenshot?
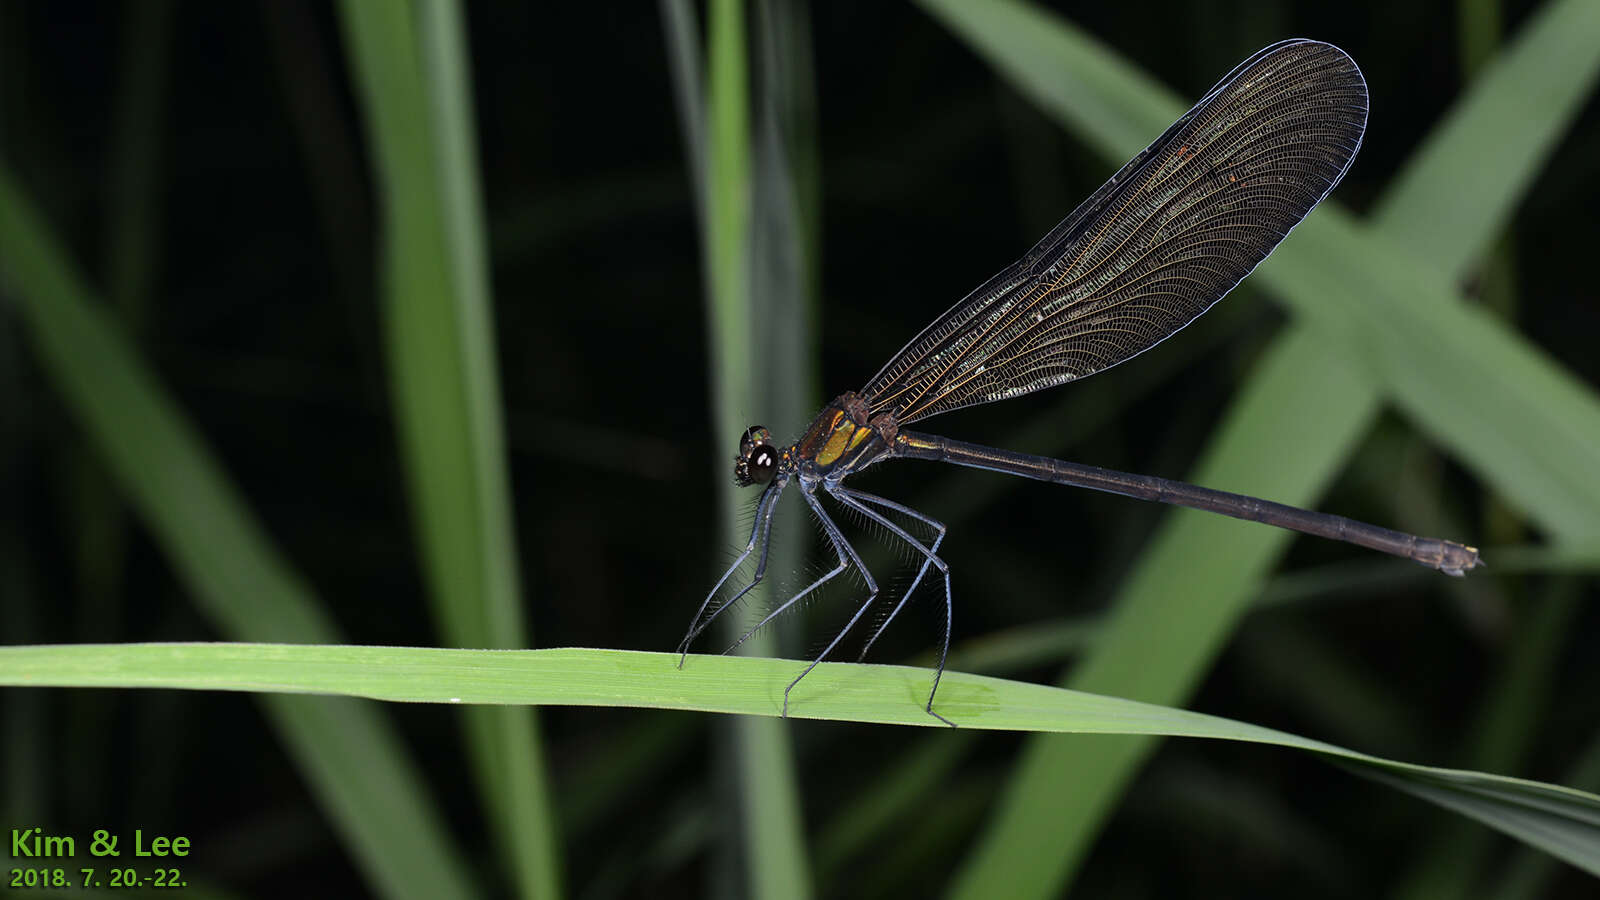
[679,40,1481,725]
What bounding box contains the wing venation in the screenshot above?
[861,40,1368,424]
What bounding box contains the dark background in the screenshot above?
[3,1,1597,897]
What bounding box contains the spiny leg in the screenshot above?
[836,488,948,662]
[829,485,955,727]
[766,489,883,718]
[723,487,852,658]
[678,476,788,664]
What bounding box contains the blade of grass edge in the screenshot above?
[659,4,748,896]
[413,0,563,895]
[701,0,813,896]
[0,168,473,900]
[335,2,561,896]
[63,0,174,822]
[816,542,1591,881]
[1397,0,1555,852]
[1394,580,1585,899]
[4,643,1599,878]
[1490,731,1600,900]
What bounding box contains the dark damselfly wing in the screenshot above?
[861,40,1367,425]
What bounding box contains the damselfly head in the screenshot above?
[734,425,777,487]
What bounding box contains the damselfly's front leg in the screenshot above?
[678,476,788,663]
[723,485,854,659]
[836,489,949,662]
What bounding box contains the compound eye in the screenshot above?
[734,426,777,486]
[740,425,770,457]
[746,445,778,484]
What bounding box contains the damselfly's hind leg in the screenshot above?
[678,477,788,664]
[829,485,955,727]
[839,490,948,662]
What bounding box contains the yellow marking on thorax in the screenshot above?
[847,426,873,452]
[815,420,857,467]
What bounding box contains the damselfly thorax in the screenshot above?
[737,393,899,489]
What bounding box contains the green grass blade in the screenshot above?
[6,642,1600,878]
[704,0,753,440]
[1236,623,1423,758]
[1349,763,1600,881]
[1490,731,1600,900]
[558,712,699,835]
[1149,762,1347,884]
[411,0,525,646]
[0,168,472,900]
[413,1,563,893]
[813,731,979,884]
[751,0,821,454]
[660,0,707,222]
[102,0,172,329]
[805,543,1586,875]
[951,329,1382,898]
[335,1,561,895]
[695,0,813,895]
[1255,210,1600,538]
[853,776,996,898]
[1375,0,1597,271]
[63,0,175,819]
[815,542,1589,875]
[1394,580,1585,900]
[911,0,1600,894]
[1458,0,1504,76]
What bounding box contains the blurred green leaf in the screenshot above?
[335,1,561,896]
[951,329,1384,897]
[815,544,1593,876]
[6,642,1600,878]
[675,0,814,896]
[62,0,175,820]
[660,0,707,222]
[0,166,472,900]
[1491,731,1600,900]
[1258,209,1600,537]
[813,731,980,883]
[1394,581,1585,900]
